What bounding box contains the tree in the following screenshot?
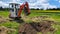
[0,6,3,10]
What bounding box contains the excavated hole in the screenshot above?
[19,16,57,34]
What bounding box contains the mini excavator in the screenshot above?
[9,2,30,19]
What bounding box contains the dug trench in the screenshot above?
[0,16,59,34]
[18,16,58,34]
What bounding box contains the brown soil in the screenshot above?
[19,16,56,34]
[0,16,7,23]
[0,26,16,34]
[30,16,54,22]
[0,16,57,34]
[0,16,12,23]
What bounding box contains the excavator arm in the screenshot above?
[18,2,30,17]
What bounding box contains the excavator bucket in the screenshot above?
[24,2,30,16]
[24,6,30,16]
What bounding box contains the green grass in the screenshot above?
[0,21,19,34]
[0,10,60,34]
[28,10,60,22]
[0,11,9,17]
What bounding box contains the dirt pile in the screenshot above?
[0,16,11,23]
[30,16,54,22]
[0,16,7,23]
[0,26,16,34]
[19,16,56,34]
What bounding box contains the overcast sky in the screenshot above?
[0,0,60,9]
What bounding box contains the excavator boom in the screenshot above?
[18,2,30,17]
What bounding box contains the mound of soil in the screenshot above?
[19,16,56,34]
[0,16,7,23]
[30,16,54,22]
[0,26,16,34]
[0,16,11,23]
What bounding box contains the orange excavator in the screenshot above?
[9,2,30,19]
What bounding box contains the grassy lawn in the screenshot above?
[0,10,60,34]
[29,10,60,22]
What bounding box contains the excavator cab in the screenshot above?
[9,3,20,18]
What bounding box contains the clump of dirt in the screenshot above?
[0,16,7,23]
[0,16,11,23]
[19,16,57,34]
[0,26,16,34]
[19,23,37,34]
